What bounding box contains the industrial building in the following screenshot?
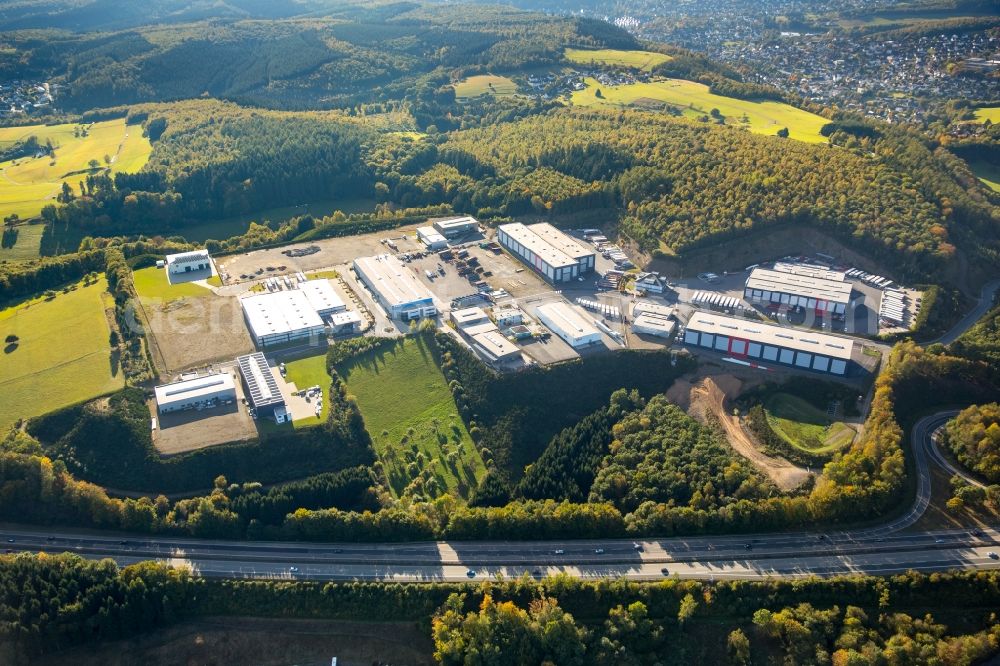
[772,262,847,282]
[497,223,595,283]
[472,331,522,363]
[165,249,211,276]
[683,311,854,375]
[417,226,448,250]
[451,307,490,328]
[298,280,347,316]
[493,305,523,327]
[433,216,479,238]
[353,254,437,320]
[237,352,288,422]
[154,372,236,414]
[744,267,853,317]
[241,290,325,347]
[329,310,363,335]
[635,273,669,294]
[537,302,602,348]
[631,302,676,339]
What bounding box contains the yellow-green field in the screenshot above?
[0,222,44,261]
[571,77,830,143]
[283,353,331,427]
[453,74,517,100]
[969,160,1000,193]
[0,118,152,221]
[0,277,123,432]
[973,106,1000,124]
[133,266,212,302]
[765,393,857,454]
[565,48,673,71]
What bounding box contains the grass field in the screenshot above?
[0,118,152,222]
[337,336,486,499]
[0,222,45,261]
[133,266,212,302]
[283,353,331,427]
[764,393,857,453]
[571,77,830,143]
[0,277,123,432]
[453,75,517,100]
[565,48,673,71]
[973,107,1000,124]
[969,160,1000,193]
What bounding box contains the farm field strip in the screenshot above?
[571,76,830,143]
[337,337,486,498]
[564,47,673,71]
[0,277,123,431]
[453,74,517,99]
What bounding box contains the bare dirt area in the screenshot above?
[140,295,254,372]
[34,617,434,666]
[670,371,811,491]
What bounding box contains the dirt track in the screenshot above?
[670,373,811,491]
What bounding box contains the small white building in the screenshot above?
[329,310,363,335]
[635,273,669,294]
[237,352,287,419]
[417,226,448,250]
[632,313,676,338]
[493,305,523,327]
[154,373,236,414]
[473,331,521,363]
[537,302,602,348]
[165,249,211,276]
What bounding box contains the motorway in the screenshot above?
[1,412,998,582]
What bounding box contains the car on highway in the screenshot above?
[661,567,669,576]
[289,566,299,573]
[594,548,605,554]
[989,552,998,560]
[632,542,643,551]
[744,543,753,551]
[554,549,565,555]
[466,570,476,578]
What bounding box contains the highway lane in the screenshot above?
[1,410,997,581]
[931,278,1000,346]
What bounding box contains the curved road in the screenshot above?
[930,278,1000,345]
[1,412,997,582]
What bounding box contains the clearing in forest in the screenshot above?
[973,106,1000,124]
[764,393,857,454]
[0,277,123,431]
[337,336,486,499]
[565,47,673,71]
[0,117,152,222]
[453,74,517,99]
[571,76,830,143]
[969,160,1000,193]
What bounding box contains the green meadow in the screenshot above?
[0,277,124,432]
[283,353,331,427]
[0,118,152,222]
[973,106,1000,124]
[969,160,1000,193]
[337,336,486,499]
[571,76,830,142]
[454,74,517,99]
[565,47,673,71]
[764,393,857,454]
[132,266,213,302]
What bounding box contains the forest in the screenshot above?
[5,553,1000,665]
[942,403,1000,484]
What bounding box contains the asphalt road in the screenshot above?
[931,278,1000,345]
[2,412,998,582]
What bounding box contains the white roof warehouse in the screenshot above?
[744,267,853,315]
[154,372,236,413]
[240,280,345,347]
[353,254,437,321]
[497,223,595,283]
[683,311,855,375]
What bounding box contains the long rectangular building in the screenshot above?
[744,267,853,317]
[497,223,595,283]
[353,254,437,320]
[537,301,602,348]
[236,352,287,420]
[241,289,327,347]
[683,311,854,375]
[433,216,479,238]
[154,372,236,414]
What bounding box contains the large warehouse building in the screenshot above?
[683,311,855,375]
[433,216,479,238]
[236,352,288,423]
[165,249,211,276]
[353,254,437,320]
[497,223,595,283]
[240,280,346,347]
[744,267,853,318]
[537,302,602,348]
[154,372,236,414]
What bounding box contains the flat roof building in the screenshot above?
[683,311,854,375]
[772,262,847,282]
[298,279,346,317]
[633,313,676,338]
[497,223,595,283]
[472,331,522,363]
[417,226,448,250]
[353,254,437,321]
[165,249,211,275]
[237,352,287,419]
[537,302,602,348]
[452,307,490,328]
[329,310,363,335]
[154,372,236,414]
[240,289,327,347]
[433,216,479,238]
[745,267,853,316]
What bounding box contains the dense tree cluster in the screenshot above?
[589,397,776,513]
[954,303,1000,365]
[942,403,1000,483]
